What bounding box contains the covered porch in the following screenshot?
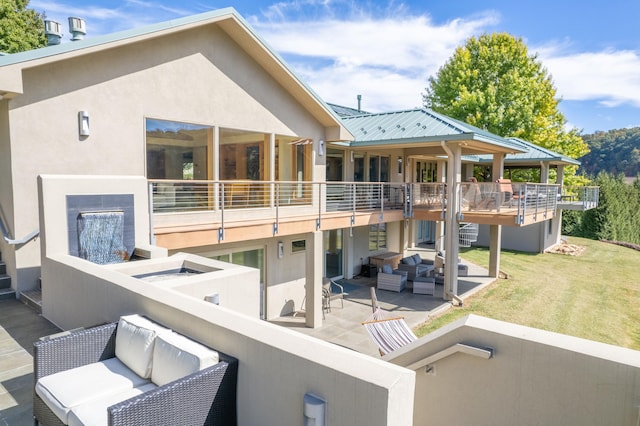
[272,248,495,357]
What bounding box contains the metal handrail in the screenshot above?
[148,180,593,237]
[0,209,39,245]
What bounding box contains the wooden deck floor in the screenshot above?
[0,299,60,426]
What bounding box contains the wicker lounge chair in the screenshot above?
[33,319,238,426]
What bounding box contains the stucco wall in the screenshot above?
[7,23,329,291]
[476,222,542,252]
[41,254,415,426]
[388,315,640,426]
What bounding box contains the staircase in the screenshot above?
[0,250,15,300]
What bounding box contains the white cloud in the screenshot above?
[250,2,498,111]
[539,46,640,108]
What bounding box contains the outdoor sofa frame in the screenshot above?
[33,321,238,426]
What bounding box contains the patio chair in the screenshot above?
[322,278,345,315]
[376,264,408,292]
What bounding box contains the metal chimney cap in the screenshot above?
[68,17,86,41]
[44,20,62,45]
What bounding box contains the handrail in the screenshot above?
[147,180,593,235]
[405,343,493,371]
[0,212,39,245]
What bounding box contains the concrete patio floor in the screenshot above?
[273,250,496,357]
[0,299,60,426]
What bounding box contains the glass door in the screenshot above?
[324,229,343,279]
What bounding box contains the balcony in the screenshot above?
[149,180,598,248]
[557,186,600,211]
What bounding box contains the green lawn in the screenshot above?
[414,237,640,350]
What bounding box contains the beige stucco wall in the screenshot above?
[6,22,332,292]
[41,253,415,426]
[388,315,640,426]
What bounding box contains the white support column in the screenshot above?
[305,231,324,328]
[556,164,565,186]
[540,161,550,184]
[489,153,505,278]
[435,159,447,251]
[442,142,461,300]
[539,161,550,253]
[488,224,501,277]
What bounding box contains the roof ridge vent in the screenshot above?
[68,17,86,41]
[44,20,62,46]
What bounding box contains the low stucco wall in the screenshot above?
[41,254,415,426]
[387,315,640,426]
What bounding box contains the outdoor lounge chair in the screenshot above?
[33,316,238,426]
[377,264,408,292]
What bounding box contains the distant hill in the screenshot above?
[580,127,640,177]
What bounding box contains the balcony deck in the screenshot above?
[150,180,597,249]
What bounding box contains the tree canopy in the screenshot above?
[580,127,640,177]
[0,0,46,54]
[424,33,589,182]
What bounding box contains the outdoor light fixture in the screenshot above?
[303,393,326,426]
[318,139,325,156]
[78,111,90,137]
[278,241,284,258]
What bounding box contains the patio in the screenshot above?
[0,298,60,426]
[273,249,496,357]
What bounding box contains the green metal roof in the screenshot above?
[338,108,525,152]
[471,137,581,166]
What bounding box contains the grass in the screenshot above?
[414,237,640,350]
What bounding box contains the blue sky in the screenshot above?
[31,0,640,134]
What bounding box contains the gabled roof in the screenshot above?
[470,137,581,166]
[0,8,352,141]
[336,108,526,155]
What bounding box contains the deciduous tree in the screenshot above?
[0,0,46,53]
[424,33,588,183]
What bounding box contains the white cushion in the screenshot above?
[151,332,219,386]
[115,314,171,378]
[36,358,148,424]
[68,382,157,426]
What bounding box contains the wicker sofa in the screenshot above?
[33,315,238,426]
[397,253,434,281]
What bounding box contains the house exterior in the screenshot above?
[0,8,597,329]
[3,8,637,426]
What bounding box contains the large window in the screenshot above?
[369,155,390,182]
[146,119,212,180]
[369,223,387,251]
[219,128,267,181]
[326,148,344,182]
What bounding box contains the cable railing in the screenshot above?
[559,186,600,209]
[148,179,596,232]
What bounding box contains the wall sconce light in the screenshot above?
[78,111,90,136]
[204,293,220,305]
[397,158,403,174]
[318,139,325,156]
[277,241,284,259]
[303,393,326,426]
